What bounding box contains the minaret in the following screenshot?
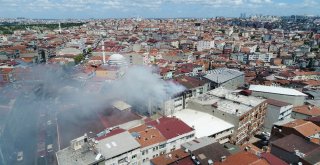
[102,41,106,64]
[58,23,62,34]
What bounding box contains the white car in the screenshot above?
[17,151,23,162]
[47,144,53,153]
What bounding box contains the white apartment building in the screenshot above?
[248,52,274,62]
[197,40,215,51]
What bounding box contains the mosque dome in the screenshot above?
[108,54,128,66]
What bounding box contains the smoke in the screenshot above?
[103,66,185,113]
[0,64,185,165]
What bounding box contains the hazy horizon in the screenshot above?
[0,0,319,19]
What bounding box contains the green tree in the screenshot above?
[87,47,92,53]
[74,54,84,64]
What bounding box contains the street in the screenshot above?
[0,94,59,165]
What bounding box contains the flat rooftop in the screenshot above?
[172,109,234,138]
[56,131,140,165]
[249,85,307,96]
[112,100,132,111]
[191,87,266,116]
[182,137,217,152]
[97,131,141,160]
[56,144,100,165]
[58,106,142,149]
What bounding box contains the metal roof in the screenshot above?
[249,85,307,96]
[204,68,244,84]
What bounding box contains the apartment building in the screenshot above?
[263,99,293,131]
[56,117,195,165]
[56,131,141,165]
[197,40,215,51]
[187,87,267,144]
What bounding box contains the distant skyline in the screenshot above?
[0,0,319,19]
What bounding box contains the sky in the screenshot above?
[0,0,319,19]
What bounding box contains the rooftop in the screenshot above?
[283,119,320,137]
[260,153,288,165]
[172,109,234,138]
[192,87,266,116]
[146,117,194,140]
[97,131,141,160]
[182,137,217,152]
[150,149,191,165]
[301,147,320,165]
[112,100,132,111]
[174,75,208,89]
[204,68,244,84]
[267,99,292,107]
[57,106,142,149]
[293,105,320,116]
[249,85,307,96]
[128,124,166,148]
[191,140,231,164]
[56,143,102,165]
[214,151,269,165]
[271,134,319,154]
[56,131,141,165]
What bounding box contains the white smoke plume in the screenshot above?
[0,64,185,165]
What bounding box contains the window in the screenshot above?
[118,157,127,164]
[159,144,166,149]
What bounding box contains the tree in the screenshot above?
[74,54,84,64]
[87,47,92,53]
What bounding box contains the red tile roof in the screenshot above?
[95,128,126,141]
[293,105,320,117]
[261,153,288,165]
[150,149,190,165]
[147,117,194,140]
[215,151,269,165]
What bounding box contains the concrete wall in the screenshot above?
[251,91,305,106]
[211,128,234,144]
[164,131,195,154]
[291,112,310,119]
[163,83,210,116]
[141,142,167,165]
[263,104,293,131]
[187,101,239,127]
[103,148,141,165]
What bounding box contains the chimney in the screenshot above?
[308,105,312,110]
[220,156,226,162]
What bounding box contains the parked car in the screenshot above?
[17,151,23,162]
[47,144,53,153]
